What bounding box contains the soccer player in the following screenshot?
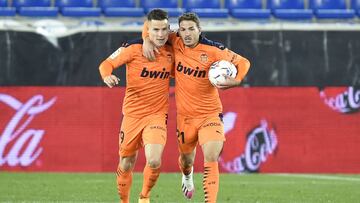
[142,13,250,203]
[99,9,174,203]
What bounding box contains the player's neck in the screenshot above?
[186,42,199,48]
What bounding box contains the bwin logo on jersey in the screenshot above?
[140,67,170,79]
[176,62,206,78]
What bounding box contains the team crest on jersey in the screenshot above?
[167,53,172,63]
[109,47,123,60]
[200,53,208,62]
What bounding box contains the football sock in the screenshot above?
[116,166,133,203]
[203,162,219,203]
[178,156,193,176]
[140,164,161,198]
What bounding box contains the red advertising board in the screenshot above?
[1,87,360,173]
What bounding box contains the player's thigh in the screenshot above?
[142,114,168,146]
[119,116,144,157]
[177,115,198,154]
[198,116,225,146]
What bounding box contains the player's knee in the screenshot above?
[204,153,220,162]
[181,156,194,168]
[120,157,136,171]
[147,159,161,168]
[120,161,132,171]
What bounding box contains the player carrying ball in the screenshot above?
[142,12,250,203]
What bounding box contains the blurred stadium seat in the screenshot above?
[0,0,359,20]
[352,0,360,16]
[183,0,228,18]
[225,0,271,19]
[268,0,313,20]
[55,0,101,17]
[140,0,184,17]
[98,0,144,17]
[310,0,355,19]
[13,0,58,17]
[0,0,16,16]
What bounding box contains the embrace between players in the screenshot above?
[99,9,250,203]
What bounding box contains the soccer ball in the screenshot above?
[208,60,237,86]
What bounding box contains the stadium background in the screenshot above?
[1,0,360,201]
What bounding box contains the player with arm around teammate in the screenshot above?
[142,12,250,203]
[99,9,174,203]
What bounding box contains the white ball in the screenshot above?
[208,60,237,86]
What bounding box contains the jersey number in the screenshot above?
[176,129,185,144]
[120,131,125,144]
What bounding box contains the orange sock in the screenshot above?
[140,164,161,198]
[116,167,133,203]
[203,162,219,203]
[178,156,192,175]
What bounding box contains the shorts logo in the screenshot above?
[150,126,166,132]
[202,122,221,128]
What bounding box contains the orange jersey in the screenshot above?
[99,39,174,118]
[169,33,250,117]
[143,23,250,117]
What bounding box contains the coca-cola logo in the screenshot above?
[219,116,277,173]
[0,94,56,167]
[320,86,360,113]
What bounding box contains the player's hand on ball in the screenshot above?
[103,75,120,88]
[216,74,241,90]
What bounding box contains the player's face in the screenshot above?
[148,19,169,47]
[178,20,201,48]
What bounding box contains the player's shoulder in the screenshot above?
[198,35,226,50]
[121,38,143,48]
[164,41,173,49]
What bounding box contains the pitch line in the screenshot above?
[271,173,360,182]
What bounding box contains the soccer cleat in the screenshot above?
[181,167,195,199]
[138,197,150,203]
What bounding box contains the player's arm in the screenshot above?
[142,20,177,61]
[216,48,251,89]
[99,46,132,88]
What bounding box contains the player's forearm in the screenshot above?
[99,60,115,80]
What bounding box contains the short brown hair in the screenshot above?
[147,9,169,21]
[178,12,200,28]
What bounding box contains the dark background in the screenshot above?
[1,31,359,86]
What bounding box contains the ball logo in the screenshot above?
[0,94,56,167]
[320,86,360,113]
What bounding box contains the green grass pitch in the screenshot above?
[0,172,359,202]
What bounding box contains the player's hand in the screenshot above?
[143,38,159,61]
[216,75,241,90]
[103,75,120,88]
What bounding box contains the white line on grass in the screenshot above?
[270,173,360,182]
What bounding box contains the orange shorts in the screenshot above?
[119,114,167,157]
[176,113,225,154]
